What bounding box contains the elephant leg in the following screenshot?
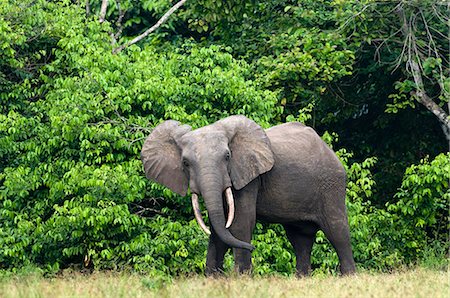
[320,220,356,275]
[284,224,317,277]
[319,178,356,275]
[205,231,229,276]
[230,215,256,274]
[320,196,355,274]
[229,180,258,274]
[230,224,255,274]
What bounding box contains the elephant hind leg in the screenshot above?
[320,221,356,275]
[319,197,356,275]
[319,177,356,275]
[284,224,318,277]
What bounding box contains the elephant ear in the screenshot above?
[141,120,191,196]
[216,115,274,190]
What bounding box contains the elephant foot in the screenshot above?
[205,267,225,278]
[295,269,311,278]
[234,266,252,276]
[339,263,357,276]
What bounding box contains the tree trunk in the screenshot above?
[409,59,450,147]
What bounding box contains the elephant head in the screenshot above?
[140,115,274,251]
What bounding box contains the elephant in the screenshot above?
[140,115,356,276]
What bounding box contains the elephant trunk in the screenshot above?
[192,188,235,234]
[201,187,254,251]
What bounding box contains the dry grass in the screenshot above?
[0,268,448,298]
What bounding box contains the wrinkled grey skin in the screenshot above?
[141,115,356,276]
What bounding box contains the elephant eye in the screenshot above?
[183,159,189,168]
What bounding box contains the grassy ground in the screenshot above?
[0,268,448,298]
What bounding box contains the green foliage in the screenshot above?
[418,240,449,271]
[252,223,294,275]
[256,29,354,116]
[388,153,450,250]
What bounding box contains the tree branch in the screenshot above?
[130,199,165,217]
[397,6,450,143]
[99,0,108,23]
[86,0,90,16]
[113,0,125,41]
[447,1,450,124]
[410,77,450,142]
[112,0,187,54]
[109,0,126,45]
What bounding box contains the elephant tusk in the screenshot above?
[191,193,211,235]
[225,187,235,229]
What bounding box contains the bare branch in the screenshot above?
[99,0,108,23]
[397,6,450,142]
[411,89,450,142]
[419,8,446,92]
[113,0,187,54]
[328,83,360,107]
[429,25,450,42]
[109,0,126,45]
[113,0,125,41]
[338,2,373,33]
[432,2,450,24]
[130,199,165,217]
[411,62,450,142]
[86,0,90,16]
[446,0,450,127]
[133,206,164,216]
[393,4,409,72]
[373,28,402,62]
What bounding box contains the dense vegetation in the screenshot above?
[0,0,448,276]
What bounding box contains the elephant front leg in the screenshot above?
[205,231,229,276]
[233,246,252,274]
[229,180,258,274]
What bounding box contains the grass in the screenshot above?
[0,268,448,298]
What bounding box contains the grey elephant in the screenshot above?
[141,115,356,276]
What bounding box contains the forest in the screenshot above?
[0,0,448,277]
